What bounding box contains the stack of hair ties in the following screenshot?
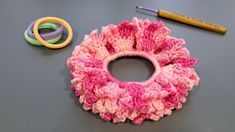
[24,17,73,49]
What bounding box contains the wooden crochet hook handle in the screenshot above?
[158,10,227,34]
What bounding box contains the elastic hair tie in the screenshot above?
[67,18,200,125]
[24,23,62,46]
[33,17,73,49]
[27,21,64,40]
[103,51,161,86]
[24,31,62,46]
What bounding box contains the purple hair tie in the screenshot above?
[27,21,64,40]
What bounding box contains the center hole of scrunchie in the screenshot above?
[108,56,155,82]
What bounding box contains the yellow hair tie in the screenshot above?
[33,17,73,49]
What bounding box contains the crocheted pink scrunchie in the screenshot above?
[67,17,200,125]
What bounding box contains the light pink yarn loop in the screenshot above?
[103,51,161,86]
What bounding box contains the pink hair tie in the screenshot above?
[67,17,200,125]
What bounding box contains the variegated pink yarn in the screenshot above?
[67,18,200,125]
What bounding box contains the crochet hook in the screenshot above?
[136,6,227,34]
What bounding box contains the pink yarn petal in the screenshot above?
[136,21,170,52]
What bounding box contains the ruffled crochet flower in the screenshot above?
[67,17,200,125]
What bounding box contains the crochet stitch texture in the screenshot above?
[67,18,200,125]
